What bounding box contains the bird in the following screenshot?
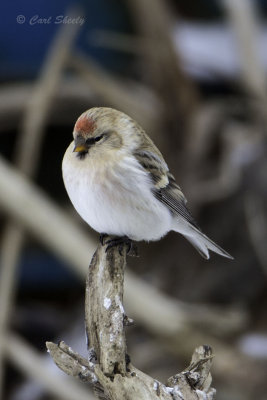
[62,107,233,260]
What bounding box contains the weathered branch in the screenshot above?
[85,242,127,376]
[47,239,215,400]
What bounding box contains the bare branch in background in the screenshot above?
[0,77,160,134]
[0,12,81,396]
[0,80,97,132]
[222,0,267,102]
[0,155,96,276]
[245,194,267,277]
[4,333,95,400]
[125,0,199,120]
[69,52,163,135]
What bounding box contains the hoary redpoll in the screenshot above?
[62,107,233,259]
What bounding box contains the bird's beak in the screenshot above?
[73,136,87,153]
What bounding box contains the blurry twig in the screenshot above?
[0,73,161,135]
[185,0,267,201]
[125,270,247,338]
[0,79,97,132]
[222,0,267,106]
[0,155,95,275]
[245,194,267,277]
[184,102,265,206]
[68,52,163,134]
[4,333,94,400]
[14,12,81,173]
[0,12,81,396]
[184,104,242,205]
[125,0,198,122]
[185,102,226,168]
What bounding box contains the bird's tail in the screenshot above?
[173,219,233,260]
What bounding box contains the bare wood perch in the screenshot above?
[85,241,127,377]
[47,238,215,400]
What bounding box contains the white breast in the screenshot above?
[62,143,172,241]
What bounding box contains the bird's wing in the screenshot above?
[134,149,199,229]
[134,148,233,259]
[154,173,200,229]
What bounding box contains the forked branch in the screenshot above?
[47,238,215,400]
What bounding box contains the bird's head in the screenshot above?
[72,107,139,159]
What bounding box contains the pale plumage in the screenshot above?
[62,107,233,259]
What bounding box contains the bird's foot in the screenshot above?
[103,235,138,256]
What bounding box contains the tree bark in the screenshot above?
[47,238,215,400]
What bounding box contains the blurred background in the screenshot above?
[0,0,267,399]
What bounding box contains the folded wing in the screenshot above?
[134,148,233,259]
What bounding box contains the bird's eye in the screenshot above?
[94,135,103,142]
[85,135,103,145]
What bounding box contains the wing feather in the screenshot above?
[134,149,199,229]
[134,148,233,259]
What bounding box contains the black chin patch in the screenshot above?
[77,151,88,160]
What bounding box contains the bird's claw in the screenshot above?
[99,233,108,246]
[103,236,138,256]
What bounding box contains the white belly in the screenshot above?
[62,150,172,241]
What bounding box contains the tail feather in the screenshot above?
[173,219,233,260]
[185,235,210,259]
